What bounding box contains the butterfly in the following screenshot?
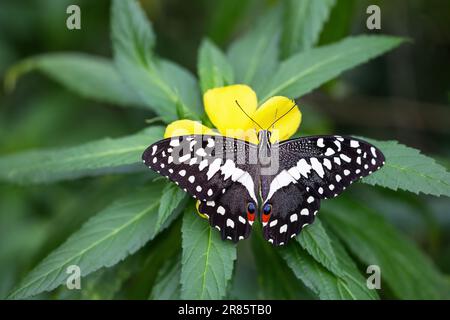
[142,103,385,246]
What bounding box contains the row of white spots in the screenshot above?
[267,221,310,245]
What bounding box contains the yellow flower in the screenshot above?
[164,84,301,144]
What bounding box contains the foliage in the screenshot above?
[1,0,449,300]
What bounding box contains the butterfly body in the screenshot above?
[142,130,384,246]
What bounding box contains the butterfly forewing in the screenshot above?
[142,134,259,242]
[277,135,384,199]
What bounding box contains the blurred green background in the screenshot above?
[0,0,449,299]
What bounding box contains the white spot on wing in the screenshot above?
[169,139,180,147]
[317,138,324,147]
[297,159,312,178]
[179,153,191,163]
[371,147,377,157]
[310,157,325,178]
[207,158,222,180]
[334,140,341,151]
[196,148,207,157]
[199,159,208,171]
[323,158,332,170]
[220,159,235,180]
[340,154,352,163]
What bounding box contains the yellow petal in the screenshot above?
[164,120,215,138]
[204,84,257,135]
[251,96,301,143]
[225,128,259,145]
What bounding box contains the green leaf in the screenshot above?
[8,182,179,299]
[197,39,234,92]
[281,239,378,300]
[156,183,187,232]
[323,198,449,299]
[111,0,201,122]
[297,218,343,277]
[318,0,356,45]
[78,259,134,300]
[180,206,237,299]
[0,126,163,184]
[4,53,144,109]
[252,231,313,299]
[260,35,405,102]
[361,138,450,197]
[227,6,281,97]
[150,255,182,300]
[281,0,335,57]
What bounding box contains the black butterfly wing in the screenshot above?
[260,135,385,246]
[142,134,259,242]
[260,182,320,246]
[197,178,256,242]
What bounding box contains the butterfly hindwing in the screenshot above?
[261,183,319,246]
[198,182,255,242]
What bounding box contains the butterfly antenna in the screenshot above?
[267,100,298,130]
[235,100,264,130]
